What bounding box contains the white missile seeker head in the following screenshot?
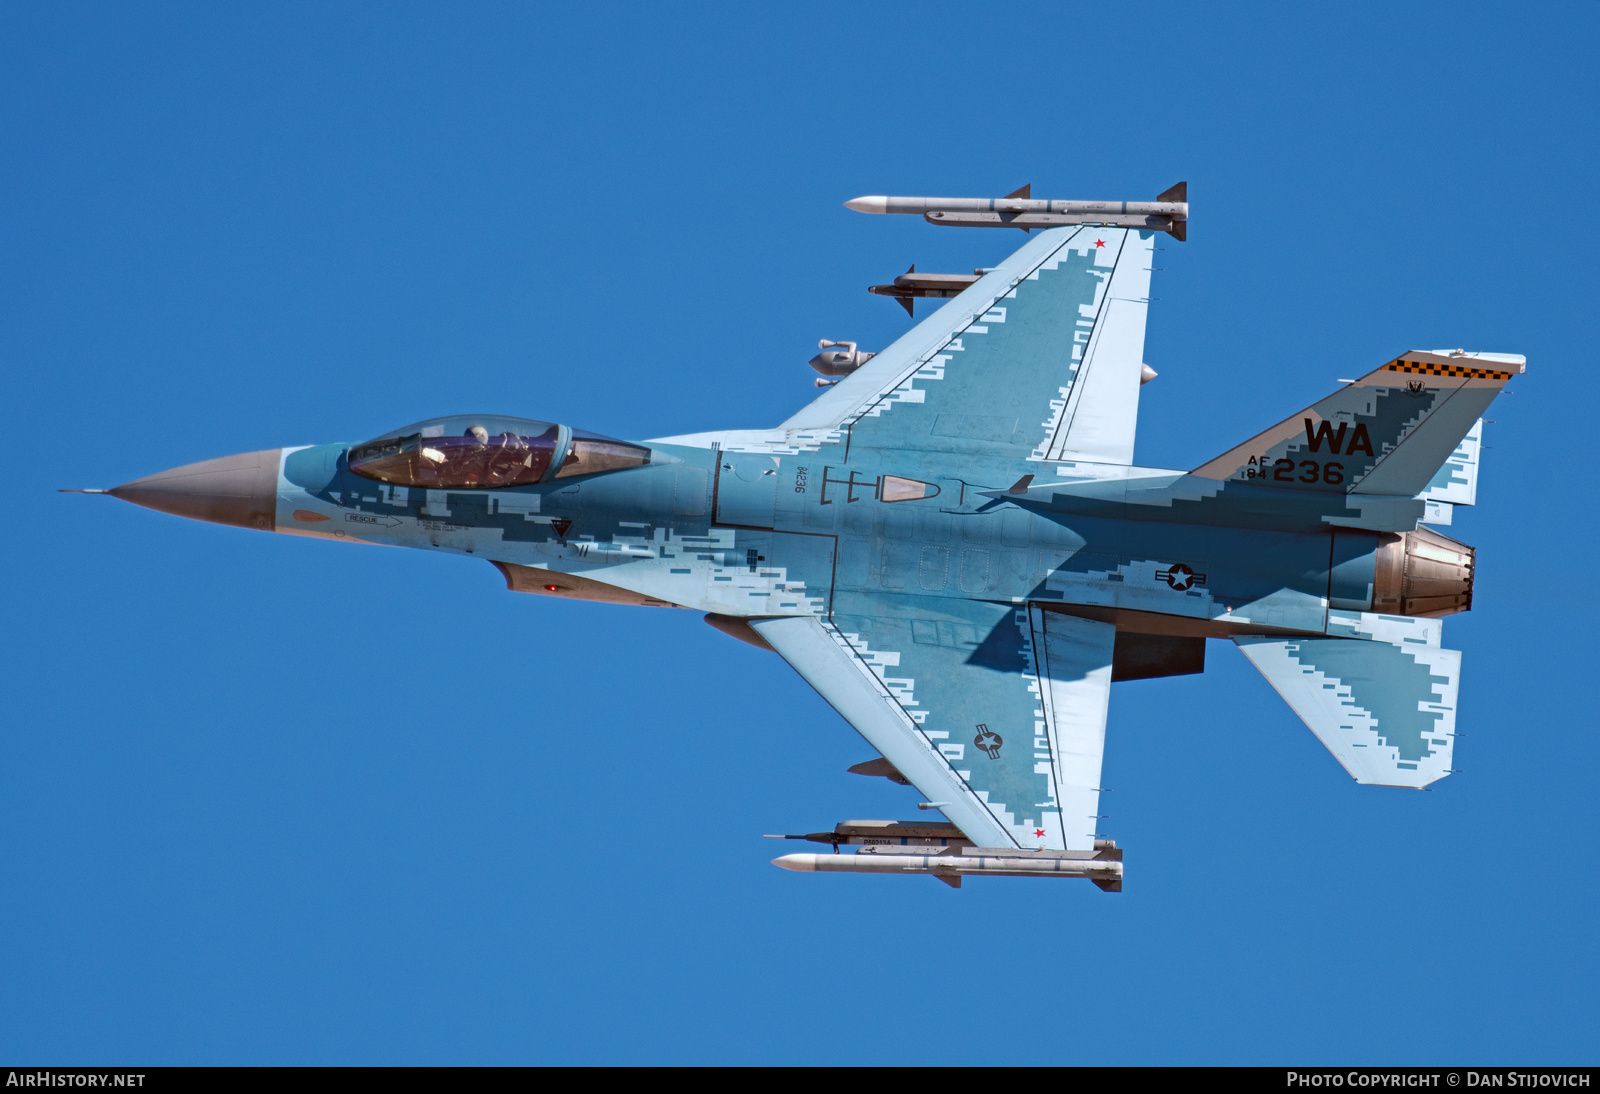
[843,195,888,214]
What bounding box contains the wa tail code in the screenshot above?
[1303,419,1374,457]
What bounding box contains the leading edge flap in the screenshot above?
[1234,614,1460,788]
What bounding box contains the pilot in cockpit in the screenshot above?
[349,415,648,490]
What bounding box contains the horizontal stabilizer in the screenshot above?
[1235,614,1459,788]
[1414,419,1483,524]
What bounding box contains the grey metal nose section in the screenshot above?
[110,448,282,531]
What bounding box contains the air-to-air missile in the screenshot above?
[765,821,1123,890]
[846,182,1188,239]
[866,266,985,316]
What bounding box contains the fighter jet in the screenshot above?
[73,187,1519,889]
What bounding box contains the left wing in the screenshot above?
[752,599,1114,851]
[782,226,1155,465]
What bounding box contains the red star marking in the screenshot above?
[1094,239,1106,248]
[1034,829,1046,837]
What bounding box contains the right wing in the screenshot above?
[752,600,1115,851]
[782,225,1155,465]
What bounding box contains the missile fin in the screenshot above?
[1170,218,1186,242]
[1156,180,1187,203]
[897,296,914,317]
[932,871,962,889]
[1004,184,1031,199]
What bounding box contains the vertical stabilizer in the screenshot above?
[1192,351,1521,499]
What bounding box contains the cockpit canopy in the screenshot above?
[347,415,650,489]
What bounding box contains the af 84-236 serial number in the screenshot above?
[1241,459,1345,485]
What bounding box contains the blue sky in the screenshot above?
[3,1,1596,1065]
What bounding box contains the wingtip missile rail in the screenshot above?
[845,180,1188,239]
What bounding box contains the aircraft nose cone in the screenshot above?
[109,448,282,531]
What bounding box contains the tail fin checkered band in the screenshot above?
[1385,360,1516,380]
